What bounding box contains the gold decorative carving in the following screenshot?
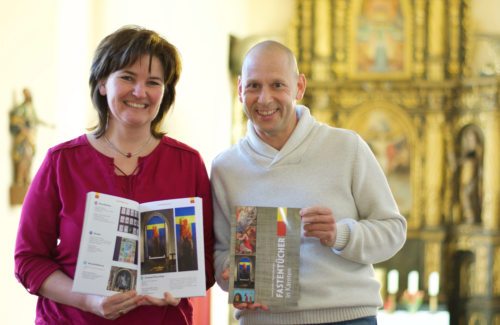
[482,112,500,230]
[469,312,487,325]
[274,1,500,321]
[332,0,347,78]
[424,113,445,227]
[413,0,426,78]
[493,248,500,295]
[427,0,445,80]
[474,246,488,295]
[424,242,441,286]
[312,0,331,81]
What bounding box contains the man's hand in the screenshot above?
[222,268,269,311]
[233,301,269,311]
[301,206,336,247]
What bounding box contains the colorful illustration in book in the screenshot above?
[232,288,255,304]
[175,206,199,271]
[235,206,257,254]
[113,236,138,264]
[234,255,255,288]
[146,215,167,259]
[107,266,137,293]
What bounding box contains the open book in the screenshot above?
[228,206,301,306]
[72,192,206,298]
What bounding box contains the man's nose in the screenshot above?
[257,87,272,104]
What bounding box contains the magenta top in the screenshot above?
[14,135,215,325]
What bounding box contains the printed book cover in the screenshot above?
[228,206,301,306]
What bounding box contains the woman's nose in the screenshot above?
[132,83,146,98]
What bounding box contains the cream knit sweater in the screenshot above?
[211,105,407,324]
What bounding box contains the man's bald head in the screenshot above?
[241,40,300,78]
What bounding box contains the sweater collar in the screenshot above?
[245,105,316,164]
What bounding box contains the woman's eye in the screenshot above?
[147,80,162,86]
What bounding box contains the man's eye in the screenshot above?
[274,83,284,88]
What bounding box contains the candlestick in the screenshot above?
[408,271,419,294]
[387,269,399,294]
[428,271,439,296]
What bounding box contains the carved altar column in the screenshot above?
[424,111,445,227]
[427,0,444,80]
[413,0,426,78]
[481,111,500,230]
[332,0,347,78]
[298,0,313,77]
[447,0,461,77]
[312,0,331,81]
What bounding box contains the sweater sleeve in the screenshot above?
[210,162,231,291]
[14,150,62,295]
[334,134,407,264]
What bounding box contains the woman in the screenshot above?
[14,25,214,324]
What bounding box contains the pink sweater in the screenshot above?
[15,135,214,325]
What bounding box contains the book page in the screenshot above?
[228,206,301,306]
[138,197,206,298]
[73,192,141,296]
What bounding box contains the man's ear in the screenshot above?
[295,74,307,100]
[237,76,243,103]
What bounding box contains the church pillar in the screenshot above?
[312,0,331,81]
[332,0,347,78]
[447,0,461,77]
[482,111,500,230]
[427,0,444,80]
[424,112,445,227]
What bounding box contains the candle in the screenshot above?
[387,269,399,294]
[428,272,440,296]
[408,271,419,294]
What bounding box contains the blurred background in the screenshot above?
[2,0,500,324]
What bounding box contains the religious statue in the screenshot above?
[9,88,49,205]
[458,126,483,224]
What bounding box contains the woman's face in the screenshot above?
[99,55,165,131]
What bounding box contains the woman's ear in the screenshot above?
[99,82,106,96]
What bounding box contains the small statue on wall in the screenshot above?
[9,88,50,205]
[458,125,483,224]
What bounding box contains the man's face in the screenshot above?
[238,48,305,149]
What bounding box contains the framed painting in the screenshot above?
[348,0,413,80]
[344,102,418,219]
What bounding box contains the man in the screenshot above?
[212,40,407,324]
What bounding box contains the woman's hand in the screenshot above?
[139,292,181,307]
[84,290,144,320]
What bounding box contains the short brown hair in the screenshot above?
[89,25,181,138]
